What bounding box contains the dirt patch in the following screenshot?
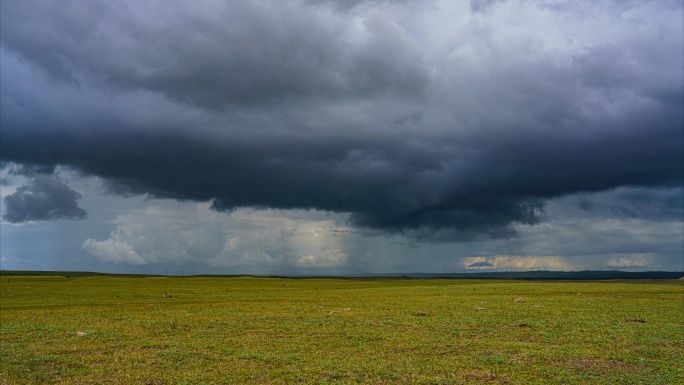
[465,370,511,384]
[624,318,646,323]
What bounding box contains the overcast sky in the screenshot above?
[1,0,682,275]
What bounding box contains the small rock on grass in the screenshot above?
[514,298,525,302]
[76,331,87,337]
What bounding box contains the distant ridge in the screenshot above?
[360,270,684,280]
[0,270,682,280]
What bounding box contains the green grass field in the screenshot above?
[1,276,682,384]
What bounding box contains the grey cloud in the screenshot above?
[1,163,56,177]
[307,0,412,11]
[576,187,683,220]
[3,175,87,223]
[512,193,684,262]
[1,0,682,241]
[470,0,504,13]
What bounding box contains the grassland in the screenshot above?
[0,275,682,384]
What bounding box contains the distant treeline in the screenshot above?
[0,270,682,280]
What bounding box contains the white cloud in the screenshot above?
[81,202,353,270]
[464,255,576,270]
[296,249,348,268]
[82,238,145,265]
[606,253,654,269]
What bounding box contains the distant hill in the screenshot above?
[363,270,684,280]
[0,269,682,280]
[0,270,150,278]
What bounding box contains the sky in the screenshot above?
[1,0,682,275]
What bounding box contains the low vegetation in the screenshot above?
[1,275,682,384]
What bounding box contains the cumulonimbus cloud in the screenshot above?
[1,0,681,240]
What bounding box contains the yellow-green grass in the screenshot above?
[1,276,682,384]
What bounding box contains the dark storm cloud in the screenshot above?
[1,0,682,240]
[0,0,429,108]
[0,163,55,187]
[3,175,86,223]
